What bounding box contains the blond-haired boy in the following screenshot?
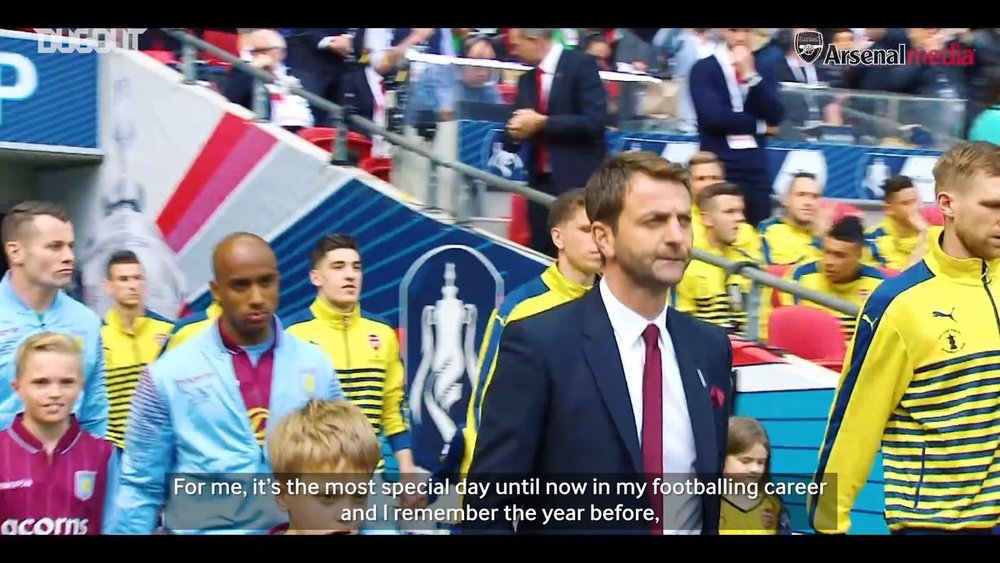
[0,332,117,535]
[267,399,381,535]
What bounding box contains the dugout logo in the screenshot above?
[794,30,824,65]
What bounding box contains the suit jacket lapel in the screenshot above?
[666,308,717,476]
[581,289,643,473]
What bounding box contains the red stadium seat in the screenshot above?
[297,128,373,164]
[143,49,178,65]
[821,200,863,224]
[360,157,392,182]
[767,305,847,362]
[813,357,844,373]
[921,204,944,226]
[200,30,238,69]
[508,194,531,246]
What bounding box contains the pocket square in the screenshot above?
[709,385,726,407]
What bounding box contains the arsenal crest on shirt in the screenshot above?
[368,334,381,350]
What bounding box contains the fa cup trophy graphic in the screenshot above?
[79,78,187,318]
[409,263,479,446]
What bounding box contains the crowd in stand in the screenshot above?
[120,27,999,362]
[129,28,1000,144]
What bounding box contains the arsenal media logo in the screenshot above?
[795,30,824,65]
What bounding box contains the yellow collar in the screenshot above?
[782,215,814,237]
[540,262,592,299]
[310,296,361,328]
[206,301,222,319]
[879,217,918,241]
[104,307,151,336]
[924,227,1000,286]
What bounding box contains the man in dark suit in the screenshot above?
[282,28,375,131]
[503,28,608,257]
[464,152,734,535]
[690,28,784,227]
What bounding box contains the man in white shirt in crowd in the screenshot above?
[223,29,313,132]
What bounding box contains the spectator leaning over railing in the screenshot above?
[671,182,760,334]
[690,28,784,227]
[758,216,885,343]
[866,175,930,271]
[221,29,313,132]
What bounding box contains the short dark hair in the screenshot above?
[585,151,690,231]
[697,182,743,211]
[827,215,866,246]
[106,250,141,279]
[787,171,819,193]
[1,201,71,247]
[549,188,587,229]
[882,175,915,201]
[311,234,359,268]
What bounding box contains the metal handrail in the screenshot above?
[157,28,859,321]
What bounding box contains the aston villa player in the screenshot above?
[0,333,116,535]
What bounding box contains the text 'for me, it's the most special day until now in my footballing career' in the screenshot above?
[172,476,828,527]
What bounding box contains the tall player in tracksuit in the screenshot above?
[454,188,603,478]
[109,233,344,535]
[285,233,423,511]
[0,332,118,536]
[0,201,107,437]
[809,142,1000,535]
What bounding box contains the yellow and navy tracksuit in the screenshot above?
[671,243,758,333]
[758,260,885,342]
[160,301,221,355]
[101,307,174,448]
[719,494,792,535]
[758,215,823,266]
[458,263,592,477]
[760,215,885,269]
[285,298,410,468]
[693,204,763,262]
[866,218,924,271]
[810,227,1000,534]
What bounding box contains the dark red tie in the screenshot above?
[535,68,548,174]
[642,323,664,535]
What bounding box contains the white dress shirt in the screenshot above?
[599,277,701,534]
[537,41,563,107]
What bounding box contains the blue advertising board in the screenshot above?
[459,119,945,203]
[0,32,99,153]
